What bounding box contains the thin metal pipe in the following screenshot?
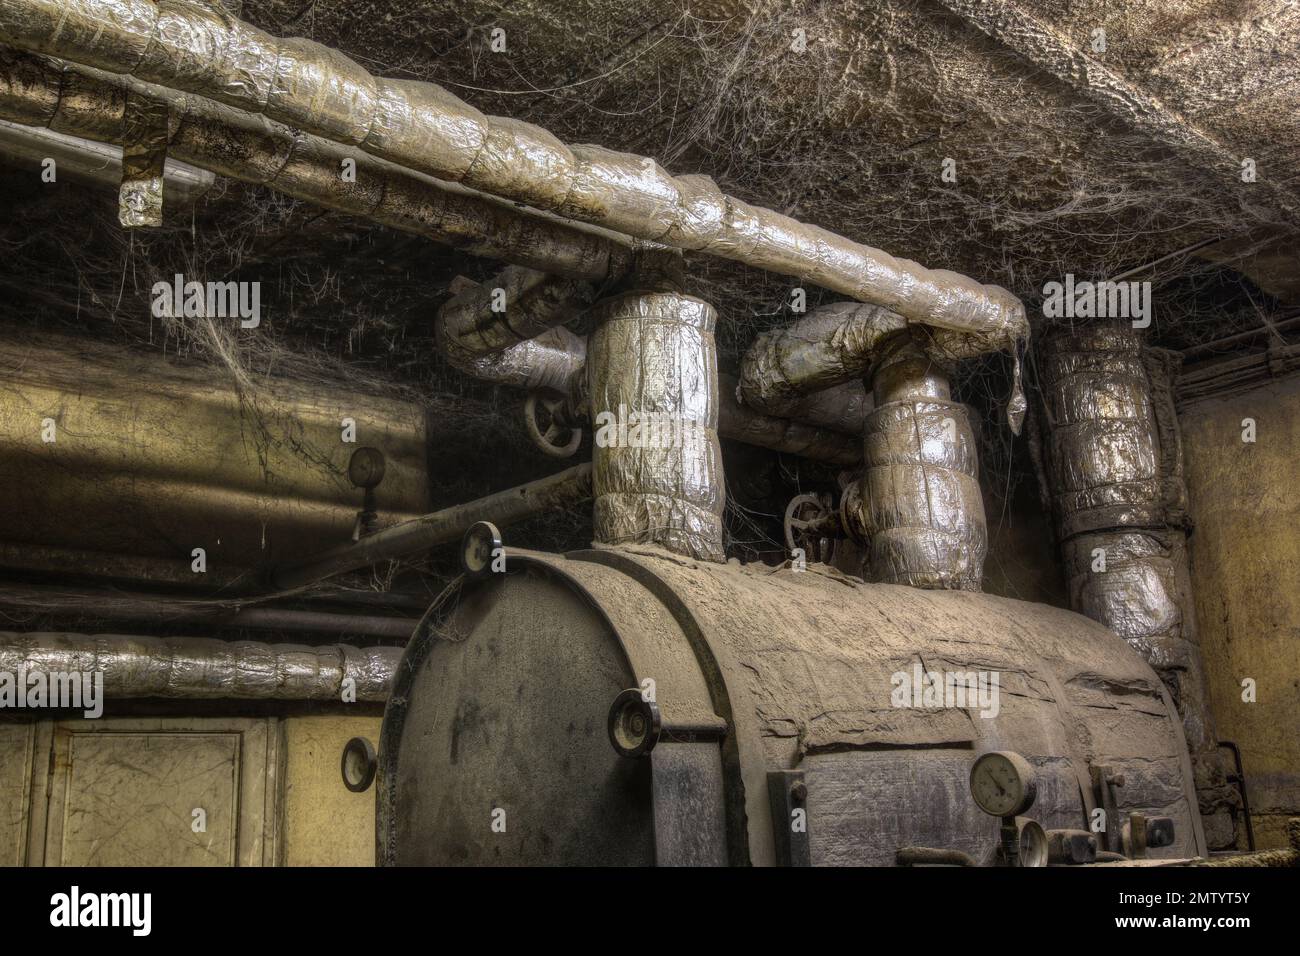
[0,583,418,639]
[273,463,595,590]
[1218,740,1256,851]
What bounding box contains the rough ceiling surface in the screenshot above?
[238,0,1298,290]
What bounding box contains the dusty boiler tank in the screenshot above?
[377,544,1207,866]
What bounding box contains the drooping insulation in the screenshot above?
[588,293,725,562]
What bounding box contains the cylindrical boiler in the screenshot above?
[378,546,1205,865]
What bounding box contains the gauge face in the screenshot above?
[969,751,1037,817]
[1017,818,1049,868]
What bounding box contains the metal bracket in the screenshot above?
[766,770,811,866]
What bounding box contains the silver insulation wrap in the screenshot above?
[737,302,901,429]
[117,88,167,226]
[0,49,627,280]
[438,266,595,361]
[739,302,905,409]
[738,299,1025,435]
[0,631,399,701]
[774,380,874,436]
[1038,323,1235,846]
[454,325,588,395]
[0,0,1025,338]
[859,334,986,590]
[1039,324,1167,537]
[588,293,725,562]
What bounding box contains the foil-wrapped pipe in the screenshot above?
[737,302,905,417]
[717,378,863,467]
[1038,324,1165,537]
[0,0,1027,338]
[762,381,874,437]
[438,266,596,361]
[0,631,399,701]
[858,334,986,590]
[450,325,588,395]
[0,117,214,203]
[0,49,628,280]
[1038,323,1236,849]
[737,300,1027,436]
[588,293,725,562]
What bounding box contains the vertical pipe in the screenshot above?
[588,293,725,562]
[859,333,986,590]
[1039,323,1237,849]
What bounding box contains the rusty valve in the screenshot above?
[524,389,583,459]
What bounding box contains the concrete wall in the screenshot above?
[1180,375,1300,848]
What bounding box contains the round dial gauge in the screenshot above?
[969,751,1037,817]
[1016,818,1049,868]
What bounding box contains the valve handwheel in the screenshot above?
[524,389,583,458]
[784,492,839,566]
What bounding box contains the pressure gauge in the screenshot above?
[461,521,503,578]
[970,750,1038,817]
[1016,818,1049,868]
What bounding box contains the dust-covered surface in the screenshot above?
[577,545,1202,863]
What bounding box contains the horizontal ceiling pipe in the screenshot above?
[0,583,418,639]
[273,462,596,590]
[0,631,398,701]
[739,300,1028,434]
[0,49,630,281]
[717,376,863,467]
[0,0,1027,339]
[438,265,597,362]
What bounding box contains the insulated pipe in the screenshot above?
[0,0,1027,339]
[768,380,874,436]
[588,293,725,562]
[0,631,399,701]
[274,463,595,590]
[859,333,986,590]
[436,267,593,394]
[1038,323,1235,848]
[0,49,629,280]
[438,266,596,362]
[738,299,1026,434]
[449,325,589,395]
[738,302,905,417]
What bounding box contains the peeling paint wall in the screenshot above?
[1180,374,1300,849]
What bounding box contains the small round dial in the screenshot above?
[1016,818,1048,867]
[970,751,1037,817]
